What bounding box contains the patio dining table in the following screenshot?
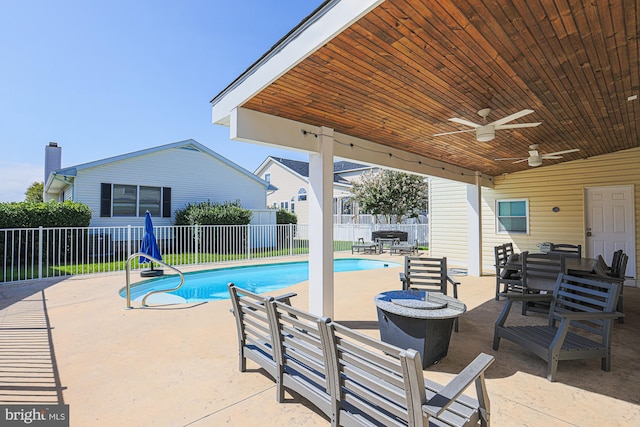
[376,237,400,254]
[505,256,598,276]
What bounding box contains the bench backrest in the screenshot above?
[321,320,420,426]
[266,299,335,416]
[228,283,277,375]
[549,274,621,340]
[403,256,448,294]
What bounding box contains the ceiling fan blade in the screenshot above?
[490,109,534,126]
[433,129,476,137]
[494,122,542,130]
[495,157,525,161]
[448,117,480,128]
[542,148,580,156]
[512,158,529,164]
[540,155,563,160]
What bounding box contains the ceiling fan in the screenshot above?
[495,144,580,167]
[433,108,541,142]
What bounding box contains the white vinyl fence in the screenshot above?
[1,223,427,283]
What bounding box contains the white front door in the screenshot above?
[585,185,636,286]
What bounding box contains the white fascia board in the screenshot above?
[231,107,321,153]
[232,107,495,187]
[333,132,495,188]
[211,0,384,125]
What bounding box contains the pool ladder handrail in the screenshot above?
[125,252,185,308]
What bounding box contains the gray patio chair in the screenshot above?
[548,243,582,258]
[494,243,522,300]
[520,251,565,315]
[399,256,461,331]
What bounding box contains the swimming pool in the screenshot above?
[121,258,400,304]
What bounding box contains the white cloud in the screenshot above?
[0,161,43,202]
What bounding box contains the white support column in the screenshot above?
[308,127,334,317]
[467,172,483,276]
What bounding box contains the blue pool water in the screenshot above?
[122,258,399,303]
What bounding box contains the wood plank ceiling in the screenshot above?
[241,0,639,177]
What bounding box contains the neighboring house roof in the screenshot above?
[260,156,370,185]
[45,139,269,193]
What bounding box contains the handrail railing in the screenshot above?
[125,252,185,309]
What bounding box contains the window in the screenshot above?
[139,186,161,216]
[112,185,137,217]
[100,183,171,218]
[280,201,289,210]
[496,199,528,233]
[264,173,270,183]
[297,188,307,201]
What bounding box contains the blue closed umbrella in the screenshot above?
[140,211,162,270]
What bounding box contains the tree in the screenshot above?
[25,182,44,203]
[351,170,427,224]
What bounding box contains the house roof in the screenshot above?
[211,0,639,182]
[45,139,269,192]
[266,156,369,185]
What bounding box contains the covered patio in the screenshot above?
[1,257,639,425]
[210,0,638,318]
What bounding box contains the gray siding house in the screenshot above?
[43,139,271,227]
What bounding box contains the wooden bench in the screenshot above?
[493,273,622,382]
[229,283,495,426]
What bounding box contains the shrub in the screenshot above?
[276,209,297,224]
[173,200,252,225]
[0,201,91,228]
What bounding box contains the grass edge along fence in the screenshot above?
[1,223,427,283]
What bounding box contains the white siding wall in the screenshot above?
[430,148,639,283]
[260,161,310,223]
[429,177,469,266]
[74,146,267,227]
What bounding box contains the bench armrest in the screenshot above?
[423,353,495,418]
[229,291,297,314]
[498,293,553,302]
[558,310,624,321]
[273,292,297,304]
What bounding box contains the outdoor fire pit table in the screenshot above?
[374,290,466,368]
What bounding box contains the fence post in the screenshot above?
[127,225,132,258]
[289,223,293,256]
[38,226,43,279]
[246,225,251,260]
[194,224,199,265]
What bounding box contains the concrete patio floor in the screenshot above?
[1,253,639,426]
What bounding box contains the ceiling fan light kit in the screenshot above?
[528,156,543,167]
[476,126,495,142]
[496,144,580,167]
[433,108,541,142]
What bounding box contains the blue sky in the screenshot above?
[0,0,322,202]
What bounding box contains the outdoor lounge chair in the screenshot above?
[351,237,377,254]
[389,239,419,255]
